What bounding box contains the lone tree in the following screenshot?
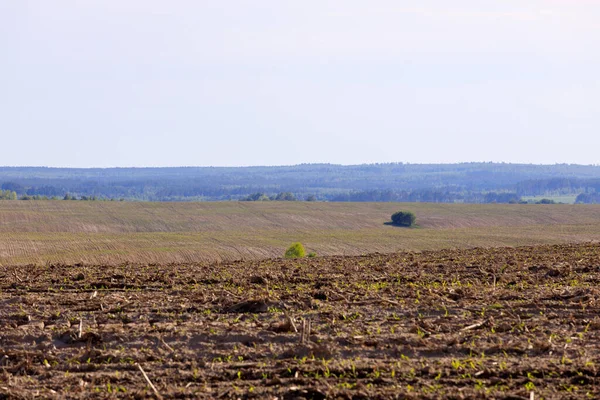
[285,242,306,258]
[391,211,416,227]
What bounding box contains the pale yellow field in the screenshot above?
[1,201,600,265]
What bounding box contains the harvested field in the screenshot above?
[1,201,600,265]
[1,243,600,399]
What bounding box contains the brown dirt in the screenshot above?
[1,243,600,399]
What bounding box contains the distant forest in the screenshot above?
[1,163,600,203]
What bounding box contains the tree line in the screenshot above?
[1,163,600,203]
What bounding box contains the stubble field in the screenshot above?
[1,201,600,266]
[1,243,600,399]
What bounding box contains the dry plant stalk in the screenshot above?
[137,363,163,399]
[283,312,298,333]
[460,319,490,332]
[288,315,298,333]
[160,337,174,352]
[300,319,312,344]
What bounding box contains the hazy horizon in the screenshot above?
[2,1,599,168]
[2,160,600,170]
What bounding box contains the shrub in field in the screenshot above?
[285,242,306,258]
[307,252,317,258]
[391,211,416,227]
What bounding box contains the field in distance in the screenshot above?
[1,201,600,265]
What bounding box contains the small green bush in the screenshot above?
[285,242,306,258]
[307,252,317,258]
[391,211,416,227]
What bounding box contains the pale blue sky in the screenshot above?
[1,1,599,167]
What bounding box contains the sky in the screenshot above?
[1,0,599,168]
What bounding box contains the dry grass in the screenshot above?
[1,201,600,265]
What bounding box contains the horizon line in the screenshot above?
[1,161,599,170]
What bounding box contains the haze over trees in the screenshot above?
[1,163,600,203]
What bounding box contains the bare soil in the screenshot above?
[1,243,600,399]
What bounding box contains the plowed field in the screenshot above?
[1,243,600,399]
